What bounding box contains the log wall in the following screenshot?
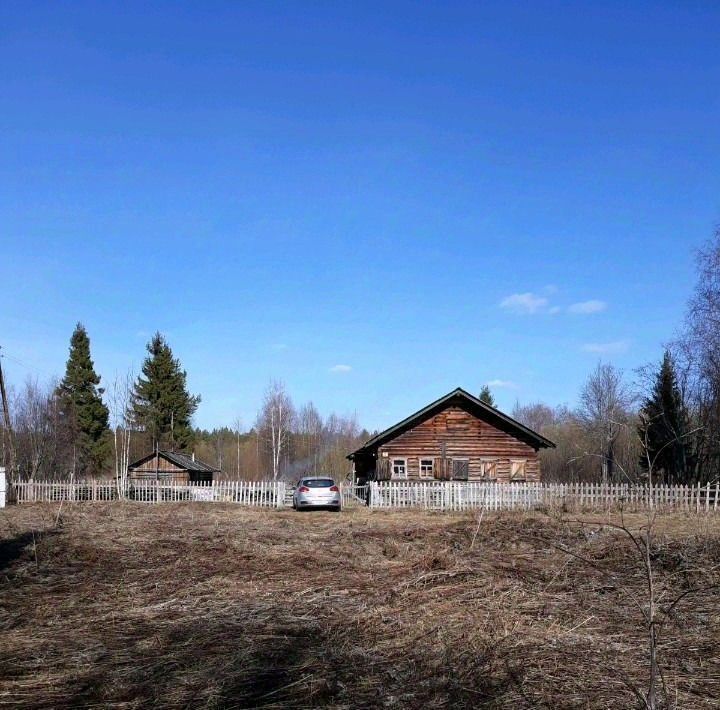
[128,453,190,483]
[376,406,540,482]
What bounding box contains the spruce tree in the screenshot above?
[131,332,200,450]
[56,323,110,475]
[638,351,693,484]
[479,385,495,407]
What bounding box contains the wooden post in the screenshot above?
[0,466,5,508]
[706,482,711,512]
[375,481,380,508]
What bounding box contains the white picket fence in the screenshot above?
[343,484,369,506]
[10,479,373,509]
[368,480,720,513]
[12,479,287,508]
[7,478,720,514]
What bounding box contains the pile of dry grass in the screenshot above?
[0,503,719,708]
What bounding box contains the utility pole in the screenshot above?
[0,346,16,478]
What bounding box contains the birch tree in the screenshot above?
[577,363,634,483]
[257,380,295,480]
[233,417,243,477]
[108,371,134,497]
[674,228,720,481]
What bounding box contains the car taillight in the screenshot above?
[299,486,310,492]
[329,485,339,492]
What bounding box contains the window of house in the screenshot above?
[510,459,527,480]
[419,458,434,477]
[452,459,469,481]
[391,458,407,479]
[480,459,498,479]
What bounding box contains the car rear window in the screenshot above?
[302,479,335,488]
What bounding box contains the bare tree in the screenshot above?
[512,401,563,432]
[12,378,66,480]
[297,402,323,474]
[214,428,226,472]
[577,363,635,483]
[321,412,362,479]
[108,371,134,497]
[257,380,295,481]
[0,348,17,479]
[233,417,243,478]
[673,228,720,481]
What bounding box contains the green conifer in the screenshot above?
[56,323,110,475]
[638,351,694,483]
[131,333,200,450]
[479,385,495,407]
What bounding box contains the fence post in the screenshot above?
[706,482,711,512]
[369,482,377,509]
[276,481,286,508]
[0,467,5,508]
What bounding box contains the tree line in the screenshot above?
[0,329,366,482]
[2,229,720,485]
[514,229,720,486]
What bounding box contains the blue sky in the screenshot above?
[2,1,719,431]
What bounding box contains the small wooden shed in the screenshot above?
[348,387,555,484]
[127,450,218,484]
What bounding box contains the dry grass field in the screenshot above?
[0,503,719,709]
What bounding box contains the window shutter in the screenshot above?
[483,460,497,479]
[452,459,469,481]
[510,459,527,480]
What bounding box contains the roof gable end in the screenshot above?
[127,450,218,473]
[348,387,555,459]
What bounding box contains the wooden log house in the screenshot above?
[127,450,218,484]
[348,388,555,484]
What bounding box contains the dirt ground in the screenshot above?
[0,503,719,709]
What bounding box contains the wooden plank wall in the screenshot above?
[377,406,540,482]
[128,453,189,482]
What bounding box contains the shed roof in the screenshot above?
[128,450,219,473]
[348,387,555,459]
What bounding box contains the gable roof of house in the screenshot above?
[348,387,555,459]
[128,450,219,473]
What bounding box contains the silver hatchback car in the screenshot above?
[293,476,342,511]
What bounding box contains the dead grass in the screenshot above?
[0,504,719,708]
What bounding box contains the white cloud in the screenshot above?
[329,364,352,373]
[569,300,607,315]
[581,340,629,355]
[499,292,549,315]
[486,379,517,389]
